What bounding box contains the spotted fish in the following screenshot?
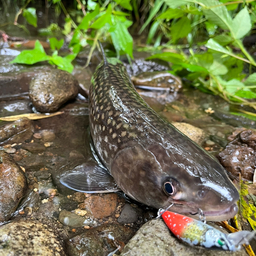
[61,45,239,221]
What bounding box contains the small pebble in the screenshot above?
[44,142,53,147]
[5,148,16,154]
[33,133,42,139]
[205,140,215,146]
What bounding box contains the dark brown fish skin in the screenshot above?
[89,58,239,221]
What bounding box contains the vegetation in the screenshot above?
[10,0,256,113]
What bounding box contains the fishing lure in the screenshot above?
[159,209,255,251]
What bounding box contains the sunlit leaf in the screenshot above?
[49,38,64,50]
[10,40,49,65]
[157,8,184,20]
[114,0,132,10]
[90,4,112,29]
[245,73,256,86]
[49,55,74,73]
[63,18,72,35]
[147,21,160,44]
[235,89,256,99]
[110,16,133,58]
[206,39,231,55]
[209,60,228,75]
[147,52,185,64]
[23,8,37,27]
[232,8,251,39]
[78,4,100,30]
[171,17,191,42]
[139,0,164,34]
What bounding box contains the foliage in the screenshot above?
[143,0,256,111]
[12,0,134,72]
[11,0,256,112]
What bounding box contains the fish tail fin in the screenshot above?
[98,40,108,66]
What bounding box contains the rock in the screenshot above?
[22,142,45,153]
[120,218,247,256]
[40,129,56,142]
[0,117,34,145]
[219,129,256,181]
[124,59,168,77]
[0,220,66,256]
[66,223,136,256]
[29,69,79,112]
[59,209,96,228]
[118,204,139,224]
[84,193,118,219]
[0,150,27,222]
[172,122,205,145]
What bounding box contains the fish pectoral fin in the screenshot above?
[60,163,120,193]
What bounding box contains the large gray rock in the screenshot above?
[29,69,79,112]
[120,218,247,256]
[0,150,27,222]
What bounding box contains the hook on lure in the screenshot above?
[159,209,255,251]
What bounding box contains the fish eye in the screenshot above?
[198,189,208,199]
[163,182,175,195]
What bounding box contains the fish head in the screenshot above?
[111,143,239,221]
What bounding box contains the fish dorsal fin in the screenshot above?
[98,40,107,66]
[60,163,120,193]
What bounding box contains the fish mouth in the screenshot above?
[202,203,238,221]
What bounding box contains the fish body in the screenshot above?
[161,210,253,251]
[61,54,239,221]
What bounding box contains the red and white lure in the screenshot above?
[158,209,255,251]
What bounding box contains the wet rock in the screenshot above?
[0,220,66,256]
[172,122,205,145]
[120,218,247,256]
[0,117,34,145]
[29,69,79,112]
[66,223,136,256]
[0,100,31,117]
[124,59,168,77]
[0,150,27,222]
[22,142,45,153]
[84,193,118,219]
[132,71,182,93]
[118,204,139,224]
[219,129,256,181]
[59,209,96,227]
[40,129,56,142]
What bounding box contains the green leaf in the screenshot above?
[10,40,49,65]
[78,4,100,30]
[53,0,61,3]
[147,21,160,45]
[212,34,233,46]
[90,4,112,29]
[201,0,233,31]
[157,8,184,20]
[114,0,132,10]
[49,55,74,73]
[209,60,228,75]
[23,8,37,27]
[139,0,164,34]
[147,52,185,64]
[216,77,244,94]
[232,8,251,39]
[171,17,191,42]
[110,16,133,58]
[69,30,82,47]
[206,39,231,55]
[164,0,191,8]
[235,89,256,99]
[180,63,208,73]
[194,52,213,69]
[49,38,64,51]
[63,18,72,35]
[245,73,256,86]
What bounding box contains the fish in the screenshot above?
[60,43,239,221]
[160,209,255,251]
